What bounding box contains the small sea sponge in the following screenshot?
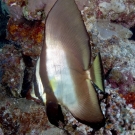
[8,24,18,35]
[122,92,135,109]
[3,0,24,6]
[22,5,44,20]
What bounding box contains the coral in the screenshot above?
[94,20,132,40]
[1,0,135,134]
[3,0,90,21]
[14,107,48,134]
[3,0,25,6]
[7,18,44,56]
[4,0,135,28]
[81,2,135,134]
[0,106,20,135]
[103,87,135,134]
[3,0,25,20]
[122,92,135,109]
[3,0,45,21]
[0,45,25,97]
[23,0,46,20]
[97,0,135,28]
[108,69,135,94]
[75,0,90,10]
[0,89,50,135]
[82,0,135,28]
[0,2,44,99]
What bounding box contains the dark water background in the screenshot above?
[0,0,9,48]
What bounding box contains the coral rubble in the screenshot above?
[0,0,135,134]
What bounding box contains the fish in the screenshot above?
[34,0,105,130]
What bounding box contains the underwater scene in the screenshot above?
[0,0,135,134]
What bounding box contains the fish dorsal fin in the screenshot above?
[45,0,91,70]
[90,53,105,92]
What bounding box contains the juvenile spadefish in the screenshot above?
[35,0,105,130]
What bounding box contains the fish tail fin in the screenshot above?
[90,53,105,92]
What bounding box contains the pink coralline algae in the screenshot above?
[122,92,135,109]
[97,0,135,28]
[0,45,25,97]
[108,69,135,93]
[0,0,135,134]
[2,0,25,20]
[4,0,90,21]
[0,91,49,135]
[7,18,44,56]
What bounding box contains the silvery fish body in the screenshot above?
[35,0,105,130]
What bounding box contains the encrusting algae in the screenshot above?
[0,0,135,134]
[7,18,44,56]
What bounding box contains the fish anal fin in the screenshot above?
[70,79,105,130]
[46,93,65,127]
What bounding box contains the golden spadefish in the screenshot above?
[35,0,105,130]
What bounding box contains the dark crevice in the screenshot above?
[129,26,135,41]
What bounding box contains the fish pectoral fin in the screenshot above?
[46,95,65,127]
[90,53,105,93]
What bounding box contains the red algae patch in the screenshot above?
[122,92,135,109]
[7,18,44,56]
